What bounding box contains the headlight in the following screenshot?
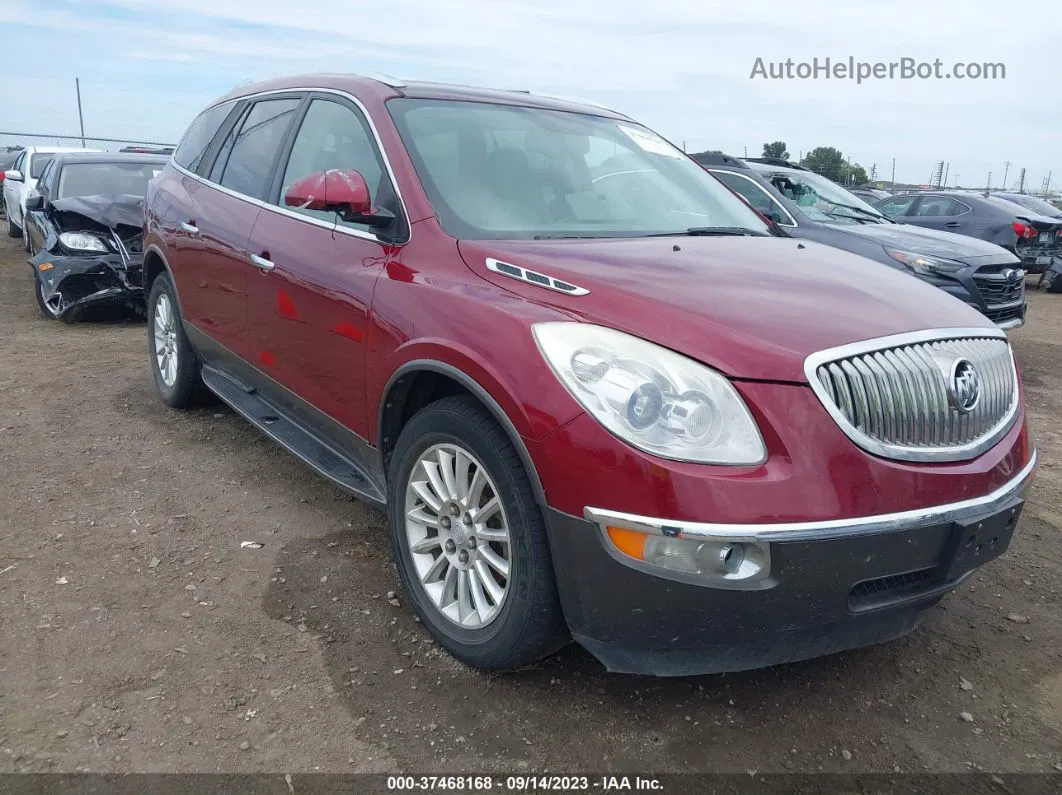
[59,232,108,252]
[532,323,766,464]
[885,247,964,275]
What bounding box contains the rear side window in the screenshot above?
[215,98,301,200]
[174,100,238,172]
[30,155,54,179]
[913,196,967,217]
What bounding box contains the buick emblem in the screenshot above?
[948,358,980,413]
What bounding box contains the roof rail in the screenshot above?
[508,89,613,112]
[689,152,749,168]
[366,72,406,88]
[745,157,808,170]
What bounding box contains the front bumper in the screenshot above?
[545,452,1036,677]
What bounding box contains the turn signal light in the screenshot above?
[604,525,770,585]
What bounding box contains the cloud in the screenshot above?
[0,0,1057,188]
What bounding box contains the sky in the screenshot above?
[1,0,1059,189]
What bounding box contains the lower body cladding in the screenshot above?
[543,454,1035,677]
[30,251,144,321]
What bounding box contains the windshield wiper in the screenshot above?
[828,203,888,222]
[647,227,768,237]
[532,234,611,240]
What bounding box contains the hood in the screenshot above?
[827,221,1019,264]
[51,193,145,231]
[458,236,994,383]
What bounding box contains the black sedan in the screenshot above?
[874,190,1062,274]
[23,152,166,321]
[697,155,1027,329]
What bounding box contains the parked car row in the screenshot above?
[1,74,1039,677]
[874,190,1062,277]
[694,154,1030,328]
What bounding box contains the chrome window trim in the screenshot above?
[171,86,412,246]
[708,169,798,227]
[803,327,1020,462]
[585,449,1035,543]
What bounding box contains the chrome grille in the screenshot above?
[806,330,1019,462]
[973,272,1025,306]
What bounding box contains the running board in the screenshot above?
[200,364,386,506]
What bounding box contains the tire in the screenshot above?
[1039,269,1062,294]
[33,275,71,321]
[7,213,20,238]
[147,273,208,408]
[387,395,568,670]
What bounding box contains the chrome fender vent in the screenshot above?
[485,258,589,296]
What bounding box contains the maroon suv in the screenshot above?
[143,74,1035,676]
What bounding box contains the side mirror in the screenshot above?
[5,169,24,183]
[283,169,393,227]
[25,194,44,211]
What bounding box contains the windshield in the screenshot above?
[57,162,162,199]
[760,169,887,224]
[30,155,55,179]
[387,99,769,239]
[999,194,1062,217]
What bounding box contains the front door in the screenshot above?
[245,95,408,442]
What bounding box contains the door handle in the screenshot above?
[249,253,275,272]
[180,221,199,234]
[944,222,960,228]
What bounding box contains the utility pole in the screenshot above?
[986,171,992,192]
[1002,161,1011,190]
[743,145,748,158]
[1017,167,1026,193]
[942,162,950,188]
[75,77,86,147]
[891,158,896,193]
[870,163,878,183]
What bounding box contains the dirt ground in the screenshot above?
[0,233,1060,776]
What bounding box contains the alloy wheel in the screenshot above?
[403,443,513,629]
[154,293,179,387]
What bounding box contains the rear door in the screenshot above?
[245,94,407,441]
[906,195,973,235]
[5,151,26,225]
[166,96,302,361]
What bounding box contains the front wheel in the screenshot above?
[387,396,568,670]
[147,273,208,408]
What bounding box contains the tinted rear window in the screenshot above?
[215,98,301,199]
[30,155,55,179]
[174,100,238,172]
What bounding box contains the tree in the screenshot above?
[848,163,869,185]
[801,147,847,182]
[762,141,789,160]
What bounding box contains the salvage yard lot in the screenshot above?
[0,234,1060,775]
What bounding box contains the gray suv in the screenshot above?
[695,155,1026,329]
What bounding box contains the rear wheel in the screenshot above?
[147,273,208,408]
[1040,269,1062,293]
[386,396,568,670]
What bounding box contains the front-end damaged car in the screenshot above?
[24,153,166,321]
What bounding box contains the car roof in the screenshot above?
[49,152,169,166]
[214,73,632,121]
[24,146,104,155]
